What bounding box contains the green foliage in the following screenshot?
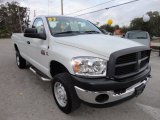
[0,27,10,38]
[0,1,29,38]
[129,11,160,37]
[100,24,115,33]
[121,26,128,33]
[100,11,160,37]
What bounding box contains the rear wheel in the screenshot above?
[52,73,81,114]
[16,52,27,69]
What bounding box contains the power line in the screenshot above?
[65,0,117,16]
[75,0,140,17]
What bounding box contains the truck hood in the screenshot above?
[55,34,143,57]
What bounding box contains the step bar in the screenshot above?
[29,67,51,82]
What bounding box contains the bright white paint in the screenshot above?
[12,15,144,78]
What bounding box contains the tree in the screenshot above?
[121,26,129,33]
[0,1,30,38]
[100,11,160,37]
[129,11,160,37]
[100,24,115,33]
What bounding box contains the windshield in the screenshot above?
[46,17,101,37]
[128,32,148,39]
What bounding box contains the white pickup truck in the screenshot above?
[12,15,151,114]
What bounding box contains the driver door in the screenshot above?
[26,18,49,74]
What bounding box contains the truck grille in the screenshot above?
[107,47,151,80]
[116,53,137,64]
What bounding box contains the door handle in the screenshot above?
[27,41,30,44]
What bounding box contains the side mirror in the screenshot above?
[24,28,46,40]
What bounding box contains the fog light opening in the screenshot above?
[95,94,109,103]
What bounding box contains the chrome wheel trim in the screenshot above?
[54,82,67,107]
[16,55,20,66]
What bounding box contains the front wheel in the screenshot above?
[51,73,81,114]
[16,52,27,69]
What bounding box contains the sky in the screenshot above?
[1,0,160,26]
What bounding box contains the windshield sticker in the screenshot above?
[48,17,56,22]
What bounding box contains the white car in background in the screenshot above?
[125,30,151,47]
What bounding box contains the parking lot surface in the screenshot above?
[0,39,160,120]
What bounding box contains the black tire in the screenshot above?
[51,73,81,114]
[16,52,27,69]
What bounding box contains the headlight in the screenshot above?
[71,56,107,77]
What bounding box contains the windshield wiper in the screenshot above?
[53,30,100,36]
[54,31,81,35]
[83,31,100,34]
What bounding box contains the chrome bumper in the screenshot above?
[75,77,150,104]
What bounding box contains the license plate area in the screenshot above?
[135,83,146,96]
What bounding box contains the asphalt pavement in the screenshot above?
[0,39,160,120]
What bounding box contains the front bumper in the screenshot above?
[71,66,151,105]
[75,77,149,104]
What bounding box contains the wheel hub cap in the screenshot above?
[16,55,20,66]
[54,82,67,107]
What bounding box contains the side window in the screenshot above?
[32,18,45,34]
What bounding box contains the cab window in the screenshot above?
[32,18,46,34]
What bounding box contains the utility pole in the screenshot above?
[17,7,23,33]
[34,10,36,17]
[27,9,30,28]
[61,0,63,15]
[48,0,49,15]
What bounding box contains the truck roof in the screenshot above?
[35,15,81,19]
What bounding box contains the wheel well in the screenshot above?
[14,44,19,52]
[50,61,69,78]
